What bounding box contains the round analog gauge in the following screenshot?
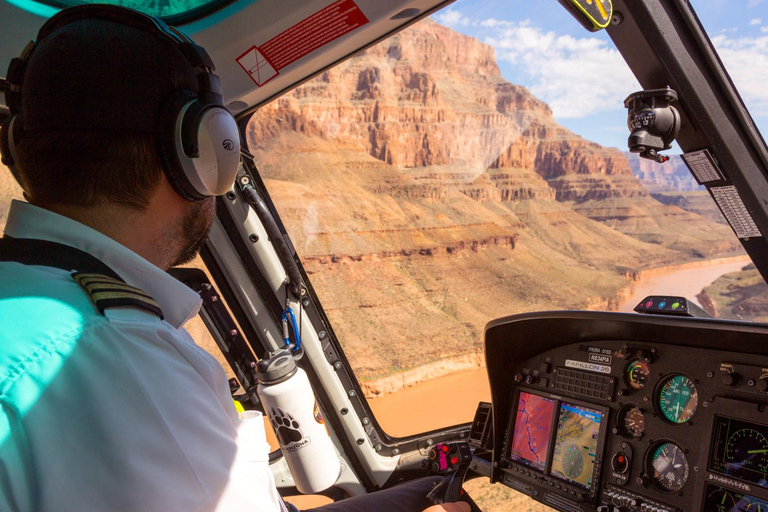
[657,374,699,424]
[626,360,651,390]
[618,405,645,438]
[725,429,768,472]
[706,487,737,510]
[649,442,689,492]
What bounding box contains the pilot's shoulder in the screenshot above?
[72,272,164,321]
[0,262,163,324]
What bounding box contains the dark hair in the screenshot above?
[14,130,163,210]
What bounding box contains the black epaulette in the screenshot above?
[73,272,164,320]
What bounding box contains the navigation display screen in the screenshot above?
[703,483,768,512]
[509,391,557,471]
[550,402,602,490]
[711,416,768,489]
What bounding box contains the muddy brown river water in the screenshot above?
[368,256,752,437]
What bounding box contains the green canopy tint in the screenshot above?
[14,0,231,24]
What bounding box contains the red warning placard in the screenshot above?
[237,0,369,87]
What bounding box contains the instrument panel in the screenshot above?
[482,312,768,512]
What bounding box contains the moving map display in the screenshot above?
[510,391,557,471]
[711,416,768,489]
[550,402,602,489]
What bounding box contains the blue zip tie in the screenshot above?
[282,307,301,351]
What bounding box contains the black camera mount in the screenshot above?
[624,87,681,163]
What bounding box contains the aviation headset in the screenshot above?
[0,4,241,202]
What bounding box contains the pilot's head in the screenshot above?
[1,5,240,268]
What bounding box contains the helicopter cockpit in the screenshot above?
[3,0,768,511]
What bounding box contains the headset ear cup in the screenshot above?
[1,116,29,190]
[157,89,206,202]
[1,116,18,167]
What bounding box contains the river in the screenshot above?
[368,255,752,437]
[616,256,751,312]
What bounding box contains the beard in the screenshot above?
[164,196,216,269]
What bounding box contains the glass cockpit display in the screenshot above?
[703,484,768,512]
[550,402,602,490]
[711,416,768,489]
[509,391,557,471]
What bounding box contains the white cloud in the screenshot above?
[711,34,768,116]
[482,20,639,118]
[749,0,764,7]
[762,26,768,33]
[433,9,470,27]
[479,18,512,28]
[750,18,762,25]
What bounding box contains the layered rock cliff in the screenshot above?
[247,19,743,381]
[698,264,768,322]
[626,153,702,193]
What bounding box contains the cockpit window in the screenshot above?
[20,0,231,23]
[248,0,758,449]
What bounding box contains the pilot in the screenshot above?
[0,5,468,512]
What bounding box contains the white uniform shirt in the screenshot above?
[0,200,284,512]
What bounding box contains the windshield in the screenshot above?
[1,1,767,508]
[247,0,764,445]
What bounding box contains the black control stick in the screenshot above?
[423,442,482,511]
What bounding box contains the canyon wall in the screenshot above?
[248,19,743,381]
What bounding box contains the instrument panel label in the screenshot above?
[588,353,613,365]
[681,149,725,184]
[565,359,611,374]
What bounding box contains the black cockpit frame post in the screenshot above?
[606,0,768,283]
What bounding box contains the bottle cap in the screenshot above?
[256,348,298,384]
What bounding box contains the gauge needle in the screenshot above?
[748,449,768,454]
[674,464,681,468]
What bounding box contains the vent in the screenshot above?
[469,401,493,449]
[554,367,615,401]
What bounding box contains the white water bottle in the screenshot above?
[256,348,341,494]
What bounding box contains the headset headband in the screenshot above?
[4,4,223,116]
[1,4,242,202]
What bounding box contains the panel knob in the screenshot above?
[759,378,768,392]
[611,452,630,474]
[722,373,741,387]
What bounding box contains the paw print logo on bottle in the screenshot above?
[271,407,304,446]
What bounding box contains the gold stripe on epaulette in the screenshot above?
[75,275,125,287]
[81,282,155,298]
[74,273,123,281]
[91,291,162,309]
[72,272,164,319]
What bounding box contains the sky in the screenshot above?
[431,0,768,151]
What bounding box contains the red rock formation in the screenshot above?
[245,19,743,380]
[248,19,647,204]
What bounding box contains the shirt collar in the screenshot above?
[4,200,202,329]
